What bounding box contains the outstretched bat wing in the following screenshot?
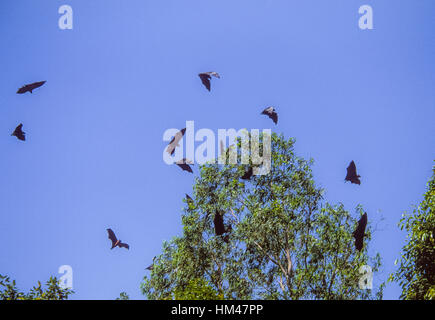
[107,228,118,247]
[199,73,211,91]
[177,163,193,173]
[17,81,46,94]
[176,158,193,173]
[12,124,26,141]
[118,242,130,250]
[29,81,46,91]
[16,86,30,94]
[209,72,220,79]
[270,112,278,124]
[167,128,186,155]
[261,107,278,124]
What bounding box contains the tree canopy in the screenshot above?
[141,133,383,300]
[390,163,435,300]
[0,274,73,300]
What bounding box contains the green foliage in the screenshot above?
[116,292,130,300]
[0,274,73,300]
[141,133,383,300]
[173,278,224,300]
[390,163,435,300]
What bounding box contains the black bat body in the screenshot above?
[353,213,367,251]
[345,160,361,185]
[167,128,186,155]
[241,167,253,180]
[261,106,278,124]
[214,210,226,236]
[17,81,46,94]
[198,72,220,91]
[176,158,193,173]
[11,123,25,141]
[213,210,231,243]
[107,228,129,250]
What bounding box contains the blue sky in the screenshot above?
[0,0,434,299]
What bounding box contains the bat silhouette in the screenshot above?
[198,72,220,91]
[107,228,129,250]
[261,106,278,125]
[145,257,156,271]
[17,81,46,94]
[167,128,186,155]
[213,210,231,243]
[11,123,25,141]
[345,160,361,185]
[241,167,253,180]
[353,213,367,251]
[214,210,226,236]
[185,193,194,204]
[176,158,193,173]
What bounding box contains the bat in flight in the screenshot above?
[345,160,361,185]
[241,166,253,180]
[145,257,156,271]
[107,228,130,250]
[166,128,186,155]
[261,106,278,125]
[198,72,220,91]
[11,123,25,141]
[17,81,46,94]
[185,193,194,205]
[353,213,368,251]
[176,158,193,173]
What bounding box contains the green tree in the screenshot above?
[173,278,224,300]
[116,292,130,300]
[390,163,435,300]
[0,274,73,300]
[141,133,383,300]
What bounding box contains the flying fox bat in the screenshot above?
[261,106,278,125]
[345,160,361,185]
[11,123,25,141]
[17,81,46,94]
[198,72,220,91]
[176,158,193,173]
[107,228,129,250]
[353,213,367,251]
[145,257,156,271]
[185,193,194,204]
[167,128,186,155]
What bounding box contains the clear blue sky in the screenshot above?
[0,0,434,300]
